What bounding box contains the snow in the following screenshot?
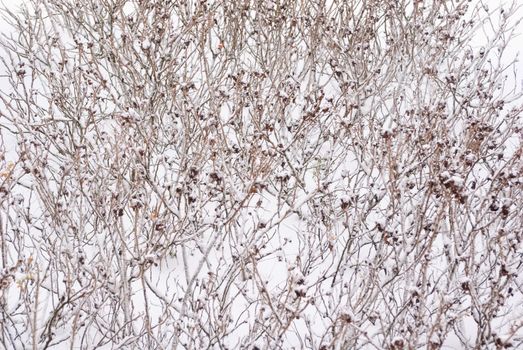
[0,0,522,348]
[141,38,151,51]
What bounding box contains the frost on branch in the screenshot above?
[0,0,522,349]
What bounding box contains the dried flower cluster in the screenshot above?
[0,0,522,349]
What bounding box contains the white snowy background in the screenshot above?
[0,0,522,349]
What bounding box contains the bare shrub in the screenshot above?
[0,0,522,349]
